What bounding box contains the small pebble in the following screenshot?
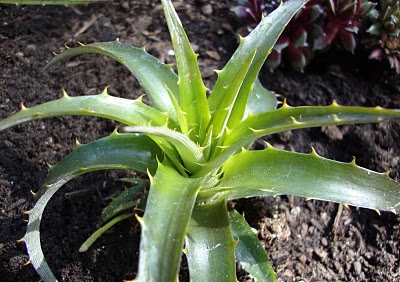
[353,261,362,275]
[201,4,213,16]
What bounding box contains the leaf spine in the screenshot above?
[20,102,27,111]
[22,210,31,215]
[310,146,319,156]
[264,142,274,149]
[343,203,350,210]
[134,214,144,225]
[62,88,69,98]
[77,41,85,46]
[23,260,31,267]
[332,114,340,122]
[384,168,392,177]
[248,127,263,133]
[75,138,82,147]
[52,51,58,56]
[331,100,339,107]
[111,127,119,135]
[101,86,109,96]
[375,209,381,216]
[281,98,289,108]
[290,116,300,125]
[16,237,25,243]
[64,44,70,49]
[29,190,37,197]
[351,156,357,166]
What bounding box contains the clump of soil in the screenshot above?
[0,1,399,281]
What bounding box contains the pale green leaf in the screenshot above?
[161,0,210,138]
[136,162,203,282]
[229,210,276,282]
[23,132,161,282]
[218,146,400,212]
[186,199,237,282]
[0,89,172,131]
[208,0,308,129]
[45,41,179,115]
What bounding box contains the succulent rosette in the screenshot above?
[314,0,375,53]
[367,0,400,73]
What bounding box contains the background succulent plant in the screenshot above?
[233,0,376,71]
[366,0,400,73]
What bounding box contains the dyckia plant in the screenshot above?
[1,0,400,281]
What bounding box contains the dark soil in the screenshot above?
[0,1,399,281]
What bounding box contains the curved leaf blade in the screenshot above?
[218,146,400,212]
[79,212,133,253]
[229,210,276,282]
[23,132,162,282]
[45,40,179,114]
[0,89,173,131]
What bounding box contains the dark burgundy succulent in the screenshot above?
[313,0,375,53]
[232,0,375,71]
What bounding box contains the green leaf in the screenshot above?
[101,179,147,223]
[23,132,161,282]
[185,199,237,282]
[218,146,400,212]
[161,0,210,139]
[136,162,204,282]
[229,210,276,282]
[0,89,173,131]
[45,41,179,115]
[208,49,257,139]
[246,78,278,115]
[195,104,400,177]
[208,0,308,129]
[123,125,205,174]
[79,212,133,253]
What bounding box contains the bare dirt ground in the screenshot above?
[0,1,399,281]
